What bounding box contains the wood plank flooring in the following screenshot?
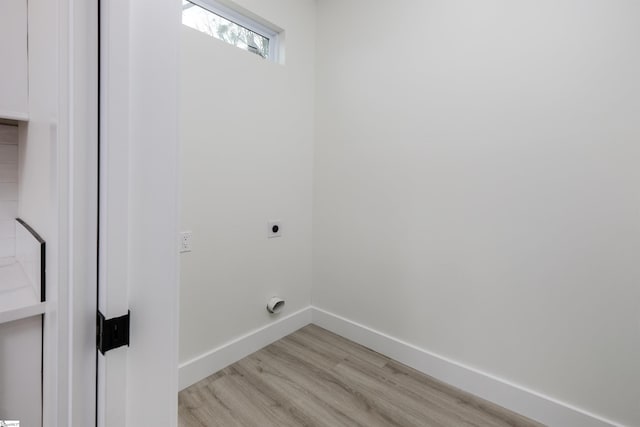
[179,325,545,427]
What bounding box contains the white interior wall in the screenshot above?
[179,0,316,364]
[313,1,640,426]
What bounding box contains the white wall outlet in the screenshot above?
[180,231,192,252]
[268,220,282,238]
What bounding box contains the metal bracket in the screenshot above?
[97,310,130,355]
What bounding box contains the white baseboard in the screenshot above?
[178,306,312,390]
[178,305,623,427]
[311,307,622,427]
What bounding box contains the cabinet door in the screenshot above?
[0,316,42,427]
[0,0,28,120]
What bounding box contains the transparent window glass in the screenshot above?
[182,1,270,59]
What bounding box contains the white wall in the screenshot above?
[179,0,316,364]
[313,1,640,426]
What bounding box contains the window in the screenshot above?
[182,0,279,61]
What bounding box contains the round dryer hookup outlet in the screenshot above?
[267,297,285,314]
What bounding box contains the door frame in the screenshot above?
[47,0,99,425]
[49,0,180,425]
[97,0,181,426]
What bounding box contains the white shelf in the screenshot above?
[0,110,28,122]
[0,257,45,324]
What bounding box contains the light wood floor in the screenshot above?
[179,325,545,427]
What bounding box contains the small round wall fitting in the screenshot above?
[267,297,285,314]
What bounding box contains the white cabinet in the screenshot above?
[0,219,45,426]
[0,0,28,120]
[0,316,42,427]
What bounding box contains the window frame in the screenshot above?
[184,0,280,62]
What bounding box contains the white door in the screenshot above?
[97,0,181,426]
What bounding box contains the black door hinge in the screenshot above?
[97,310,130,355]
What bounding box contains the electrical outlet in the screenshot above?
[180,231,192,253]
[268,220,282,238]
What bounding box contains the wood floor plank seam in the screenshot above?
[262,341,406,426]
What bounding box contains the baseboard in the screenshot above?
[178,306,312,390]
[311,307,622,427]
[179,305,623,426]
